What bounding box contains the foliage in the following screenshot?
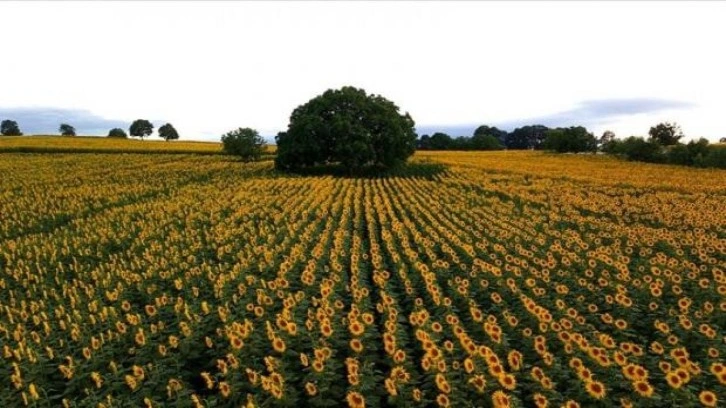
[604,136,725,169]
[598,130,616,150]
[221,127,266,162]
[473,125,508,145]
[543,126,597,153]
[108,128,128,138]
[59,123,76,136]
[417,132,503,151]
[130,119,154,140]
[275,86,417,172]
[649,122,683,146]
[667,138,710,166]
[158,123,180,141]
[470,133,504,150]
[701,144,726,169]
[506,125,549,150]
[0,151,723,407]
[607,136,665,163]
[1,119,23,136]
[427,132,454,150]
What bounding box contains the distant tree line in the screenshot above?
[417,121,724,168]
[601,123,725,169]
[0,118,179,141]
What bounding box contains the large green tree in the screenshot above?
[275,86,417,172]
[129,119,154,140]
[1,120,22,136]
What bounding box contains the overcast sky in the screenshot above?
[1,1,724,142]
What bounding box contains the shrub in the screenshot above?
[221,127,265,162]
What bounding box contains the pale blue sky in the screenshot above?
[0,1,724,142]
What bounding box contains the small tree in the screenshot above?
[59,123,76,136]
[648,122,683,146]
[158,123,179,141]
[1,120,23,136]
[129,119,154,140]
[221,127,266,162]
[719,137,726,143]
[108,128,128,138]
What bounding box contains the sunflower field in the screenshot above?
[0,150,724,408]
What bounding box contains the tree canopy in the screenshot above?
[108,128,128,138]
[129,119,154,140]
[59,123,76,136]
[158,123,179,141]
[1,120,23,136]
[506,125,549,150]
[543,126,597,153]
[648,122,683,146]
[473,125,508,145]
[275,86,417,172]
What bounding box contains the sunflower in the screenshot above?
[464,358,475,373]
[633,381,653,398]
[468,374,486,393]
[125,375,137,391]
[586,381,606,399]
[305,382,317,396]
[133,365,145,380]
[665,371,682,389]
[384,378,398,396]
[436,393,450,407]
[499,373,517,391]
[230,335,244,350]
[435,373,451,394]
[219,381,231,398]
[699,390,717,407]
[346,391,365,408]
[492,390,510,408]
[349,321,365,336]
[272,337,286,353]
[533,393,548,408]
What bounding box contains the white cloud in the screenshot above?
[0,1,724,141]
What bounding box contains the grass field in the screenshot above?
[0,144,724,407]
